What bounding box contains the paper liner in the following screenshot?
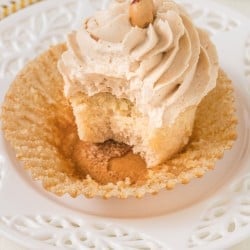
[1,44,237,198]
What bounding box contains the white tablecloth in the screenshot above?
[0,0,249,249]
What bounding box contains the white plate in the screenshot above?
[0,0,250,249]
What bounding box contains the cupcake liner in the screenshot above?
[1,44,237,198]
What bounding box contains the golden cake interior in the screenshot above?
[1,44,237,198]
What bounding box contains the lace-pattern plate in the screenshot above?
[0,0,250,249]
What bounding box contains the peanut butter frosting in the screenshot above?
[58,0,219,128]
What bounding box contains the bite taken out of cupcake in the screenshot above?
[1,0,237,198]
[58,0,219,167]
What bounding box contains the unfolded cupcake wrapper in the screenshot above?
[1,44,237,198]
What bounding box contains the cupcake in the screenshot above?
[58,0,219,167]
[1,0,237,198]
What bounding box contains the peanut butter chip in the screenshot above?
[129,0,155,28]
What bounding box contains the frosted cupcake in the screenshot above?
[1,0,237,198]
[58,0,219,167]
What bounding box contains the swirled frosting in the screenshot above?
[58,0,219,127]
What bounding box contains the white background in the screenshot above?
[0,0,249,249]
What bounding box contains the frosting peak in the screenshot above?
[58,0,219,128]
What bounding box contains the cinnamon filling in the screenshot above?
[60,125,148,185]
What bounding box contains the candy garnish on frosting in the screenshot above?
[129,0,155,28]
